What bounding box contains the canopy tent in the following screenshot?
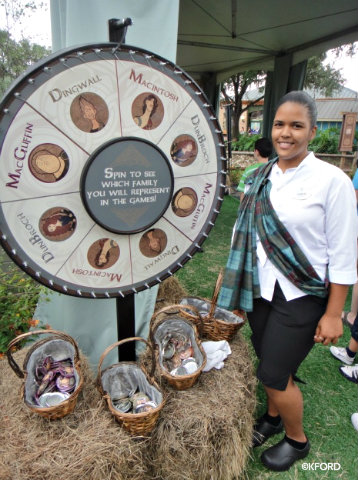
[50,0,358,135]
[176,0,358,83]
[176,0,358,135]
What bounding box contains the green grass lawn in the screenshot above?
[176,195,358,480]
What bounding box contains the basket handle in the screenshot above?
[209,268,224,317]
[151,303,201,323]
[6,329,81,379]
[96,336,156,388]
[149,303,203,344]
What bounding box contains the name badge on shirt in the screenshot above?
[293,187,311,200]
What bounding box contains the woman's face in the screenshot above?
[35,153,61,173]
[81,100,96,120]
[145,98,155,112]
[98,253,107,266]
[147,231,161,252]
[177,193,194,210]
[271,101,317,168]
[183,142,193,153]
[48,222,58,233]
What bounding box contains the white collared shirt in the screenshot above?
[255,152,358,301]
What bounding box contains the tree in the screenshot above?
[0,29,50,97]
[303,53,344,97]
[222,44,355,140]
[221,71,265,140]
[1,0,45,36]
[0,0,50,98]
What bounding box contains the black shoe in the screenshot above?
[261,437,310,471]
[252,415,283,448]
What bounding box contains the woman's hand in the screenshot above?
[314,313,343,345]
[314,283,349,345]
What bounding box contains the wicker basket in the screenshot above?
[97,337,165,436]
[149,304,207,390]
[6,329,84,420]
[180,269,246,341]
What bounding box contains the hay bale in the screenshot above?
[155,275,188,311]
[0,348,148,480]
[1,283,256,480]
[142,332,257,480]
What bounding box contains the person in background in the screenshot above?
[341,160,358,328]
[236,137,273,202]
[330,312,358,382]
[342,285,358,328]
[331,283,358,437]
[217,91,357,472]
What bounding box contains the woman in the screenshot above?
[171,137,197,166]
[79,95,104,133]
[218,91,357,471]
[172,188,197,217]
[40,208,76,239]
[139,228,167,257]
[30,148,68,182]
[134,94,158,130]
[93,238,119,268]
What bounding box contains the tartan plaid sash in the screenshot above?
[217,159,328,312]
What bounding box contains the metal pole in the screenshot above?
[109,18,136,361]
[226,104,232,160]
[116,295,136,361]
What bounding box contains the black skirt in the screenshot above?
[247,281,327,391]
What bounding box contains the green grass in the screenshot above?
[176,195,358,480]
[176,194,238,298]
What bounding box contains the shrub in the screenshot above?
[0,262,45,355]
[228,168,244,186]
[309,127,340,154]
[231,133,261,151]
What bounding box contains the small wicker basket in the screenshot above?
[180,269,246,342]
[6,329,84,420]
[97,337,165,436]
[149,304,207,390]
